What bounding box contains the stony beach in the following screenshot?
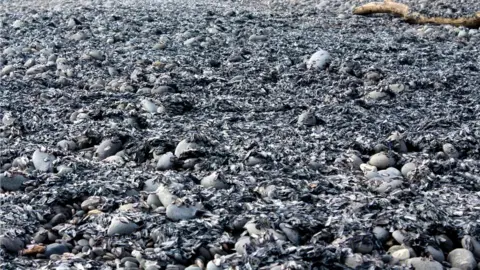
[1,0,480,269]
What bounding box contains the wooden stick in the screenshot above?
[353,1,480,28]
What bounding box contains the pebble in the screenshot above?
[175,139,198,158]
[443,143,459,159]
[306,49,331,70]
[248,34,268,42]
[426,245,445,262]
[367,91,388,100]
[373,226,389,244]
[155,185,176,207]
[147,193,162,208]
[0,236,24,253]
[0,172,27,191]
[96,138,122,160]
[107,217,138,236]
[401,162,416,178]
[88,50,104,60]
[45,243,70,257]
[156,152,175,170]
[12,20,25,29]
[297,110,317,126]
[32,149,55,172]
[368,152,391,170]
[448,248,477,270]
[391,248,410,261]
[166,202,200,221]
[406,257,443,270]
[201,171,230,189]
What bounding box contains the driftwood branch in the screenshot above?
[353,0,480,28]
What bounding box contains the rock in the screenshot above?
[298,110,317,126]
[344,253,363,269]
[1,65,15,75]
[32,149,55,172]
[401,162,416,178]
[406,257,443,270]
[156,152,175,170]
[175,139,198,158]
[12,20,25,28]
[166,201,201,221]
[367,91,388,100]
[81,196,104,210]
[373,226,389,244]
[306,49,331,70]
[447,248,476,270]
[391,248,410,261]
[155,185,176,207]
[443,143,459,159]
[50,213,67,226]
[141,99,161,113]
[88,50,104,60]
[368,152,391,170]
[389,83,408,94]
[201,171,230,189]
[57,140,77,151]
[425,245,445,262]
[248,34,268,42]
[147,193,162,208]
[0,236,24,253]
[107,217,138,236]
[235,236,251,255]
[436,234,454,253]
[96,138,122,160]
[0,173,27,191]
[279,223,300,245]
[461,236,480,261]
[45,243,70,257]
[392,230,406,245]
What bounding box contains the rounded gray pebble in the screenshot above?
[448,248,476,270]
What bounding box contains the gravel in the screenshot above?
[1,0,480,269]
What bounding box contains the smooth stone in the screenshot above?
[166,203,199,221]
[88,50,104,60]
[96,138,122,160]
[391,248,410,261]
[368,152,391,170]
[50,213,66,226]
[406,257,443,270]
[389,83,407,94]
[298,111,316,126]
[306,49,331,70]
[367,91,388,100]
[155,185,176,207]
[279,223,300,245]
[201,171,230,189]
[81,196,103,210]
[156,152,175,170]
[376,179,403,193]
[348,154,363,170]
[448,248,476,270]
[248,34,268,42]
[344,253,363,269]
[57,165,74,176]
[0,173,27,191]
[436,234,454,252]
[175,139,198,158]
[443,143,459,159]
[45,243,69,257]
[107,217,138,236]
[0,236,24,253]
[77,239,89,247]
[392,230,406,245]
[462,236,480,261]
[57,140,77,151]
[373,226,390,244]
[235,236,251,255]
[12,20,25,28]
[141,99,159,113]
[401,163,416,178]
[426,245,445,262]
[143,178,161,192]
[32,150,55,172]
[1,65,15,75]
[384,167,402,177]
[147,194,162,208]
